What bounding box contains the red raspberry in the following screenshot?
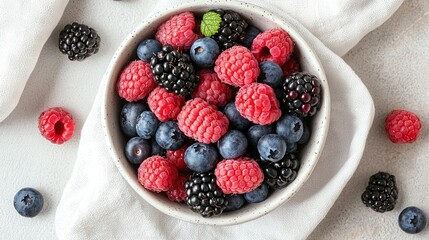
[385,110,422,143]
[116,60,157,102]
[166,175,188,202]
[38,107,75,144]
[166,144,190,173]
[235,83,281,125]
[138,155,179,192]
[155,12,199,51]
[281,58,300,78]
[214,46,260,87]
[177,98,229,144]
[214,157,264,194]
[147,86,185,122]
[192,69,234,107]
[251,28,294,66]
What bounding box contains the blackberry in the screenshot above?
[185,172,227,217]
[361,172,398,213]
[208,9,248,50]
[150,45,199,97]
[261,153,300,189]
[58,22,100,61]
[279,72,322,117]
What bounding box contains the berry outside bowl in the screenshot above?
[101,0,330,226]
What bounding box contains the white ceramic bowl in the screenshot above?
[101,0,330,226]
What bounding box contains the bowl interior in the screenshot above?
[102,1,330,226]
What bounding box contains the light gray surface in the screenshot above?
[0,0,427,239]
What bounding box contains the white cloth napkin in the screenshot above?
[0,0,69,122]
[0,0,402,239]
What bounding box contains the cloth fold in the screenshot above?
[0,0,69,122]
[1,0,403,239]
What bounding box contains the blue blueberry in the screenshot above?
[218,130,248,159]
[399,206,426,234]
[13,188,44,217]
[223,102,251,130]
[151,139,166,156]
[286,142,298,153]
[155,121,186,150]
[241,26,261,49]
[225,195,245,211]
[247,124,274,149]
[276,115,304,144]
[244,183,269,203]
[137,39,162,62]
[125,137,151,165]
[136,111,159,139]
[120,102,147,137]
[258,61,283,88]
[297,122,311,145]
[184,142,218,173]
[190,37,220,68]
[257,134,287,162]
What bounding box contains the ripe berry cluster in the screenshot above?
[115,9,323,217]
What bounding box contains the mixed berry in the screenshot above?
[114,9,322,218]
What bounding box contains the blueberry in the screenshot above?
[136,39,162,62]
[241,26,261,49]
[276,115,304,144]
[218,130,248,159]
[190,37,220,68]
[257,134,287,162]
[155,121,186,150]
[247,124,274,149]
[286,142,298,153]
[244,183,269,203]
[258,61,283,88]
[223,102,251,130]
[398,206,427,234]
[124,137,151,165]
[225,195,245,211]
[151,139,166,156]
[297,121,311,145]
[136,111,159,139]
[13,188,44,217]
[120,102,147,137]
[184,142,218,173]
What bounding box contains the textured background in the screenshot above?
[0,0,428,239]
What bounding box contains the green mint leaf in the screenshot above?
[200,12,221,37]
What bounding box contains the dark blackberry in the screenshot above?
[150,44,199,97]
[361,172,398,213]
[58,22,100,61]
[209,9,248,50]
[261,153,300,189]
[279,72,322,117]
[185,172,227,217]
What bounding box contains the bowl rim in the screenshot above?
[101,0,330,226]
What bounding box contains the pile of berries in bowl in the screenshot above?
[102,1,329,225]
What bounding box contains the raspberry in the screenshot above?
[251,28,294,66]
[166,144,190,173]
[214,46,260,87]
[116,60,157,102]
[177,98,229,144]
[155,12,199,51]
[235,83,282,125]
[192,69,234,107]
[137,155,179,192]
[166,175,188,202]
[38,107,75,144]
[385,110,422,143]
[147,86,185,122]
[281,58,300,78]
[214,157,264,194]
